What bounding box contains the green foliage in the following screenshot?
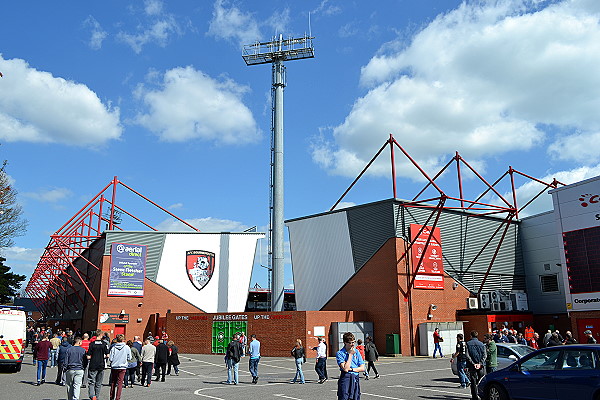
[0,258,25,303]
[0,169,27,248]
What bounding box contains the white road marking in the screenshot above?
[273,394,304,400]
[388,384,472,398]
[379,367,449,377]
[361,393,406,400]
[194,392,225,400]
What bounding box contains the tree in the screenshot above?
[0,257,25,303]
[0,167,27,248]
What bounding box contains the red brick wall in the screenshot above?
[89,255,202,339]
[323,238,471,356]
[164,310,367,357]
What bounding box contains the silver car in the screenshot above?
[450,343,536,375]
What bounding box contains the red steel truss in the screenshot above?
[331,134,565,297]
[25,176,199,317]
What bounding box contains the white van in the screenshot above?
[0,307,26,372]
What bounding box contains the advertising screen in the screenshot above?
[108,243,147,297]
[410,224,444,289]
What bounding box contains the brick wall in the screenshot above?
[323,238,471,356]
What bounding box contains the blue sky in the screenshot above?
[2,0,600,290]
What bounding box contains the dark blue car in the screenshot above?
[478,344,600,400]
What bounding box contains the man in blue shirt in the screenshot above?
[336,332,365,400]
[248,334,261,384]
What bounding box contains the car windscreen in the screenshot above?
[511,345,535,357]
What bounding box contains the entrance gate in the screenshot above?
[212,321,247,353]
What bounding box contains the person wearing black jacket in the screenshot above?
[291,339,306,384]
[225,334,242,385]
[453,333,471,389]
[166,341,180,376]
[55,338,72,386]
[466,331,486,400]
[154,340,169,382]
[87,330,109,400]
[364,337,380,379]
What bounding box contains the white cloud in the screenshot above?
[314,0,600,178]
[0,56,121,146]
[312,0,342,17]
[144,0,163,16]
[548,130,600,163]
[23,187,72,203]
[156,216,251,232]
[168,202,184,210]
[266,7,291,35]
[0,246,44,263]
[117,17,181,53]
[84,16,108,50]
[134,66,260,144]
[208,0,261,45]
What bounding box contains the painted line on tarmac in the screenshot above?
[194,392,225,400]
[330,389,405,400]
[388,384,472,398]
[379,367,449,377]
[274,394,304,400]
[259,362,297,371]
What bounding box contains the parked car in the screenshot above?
[478,344,600,400]
[450,343,535,375]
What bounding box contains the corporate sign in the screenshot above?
[108,243,147,297]
[551,176,600,311]
[410,224,444,290]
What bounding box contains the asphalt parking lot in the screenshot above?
[1,352,474,400]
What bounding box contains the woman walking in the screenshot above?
[364,337,380,379]
[124,340,141,388]
[167,341,180,376]
[290,339,306,384]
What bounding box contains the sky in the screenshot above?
[2,0,600,291]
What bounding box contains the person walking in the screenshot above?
[87,330,109,400]
[132,336,143,381]
[564,331,578,344]
[225,334,242,385]
[336,332,365,400]
[291,339,306,384]
[154,339,169,382]
[34,334,53,385]
[483,333,498,375]
[313,337,328,383]
[125,340,141,388]
[167,340,180,376]
[49,333,61,367]
[55,337,72,386]
[355,339,367,379]
[453,333,471,389]
[140,338,156,387]
[239,332,247,357]
[248,334,261,384]
[108,334,131,400]
[466,331,487,400]
[364,336,380,379]
[432,328,444,358]
[585,330,597,344]
[64,337,87,400]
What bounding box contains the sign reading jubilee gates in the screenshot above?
[108,243,147,297]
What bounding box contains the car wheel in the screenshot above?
[486,383,508,400]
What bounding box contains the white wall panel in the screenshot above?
[287,211,355,311]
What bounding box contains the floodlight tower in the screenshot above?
[243,34,314,311]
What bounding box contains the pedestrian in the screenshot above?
[87,329,109,400]
[528,332,540,349]
[355,339,367,379]
[167,340,180,376]
[64,337,87,400]
[564,331,577,345]
[50,333,61,367]
[543,329,552,347]
[154,339,169,381]
[125,340,141,388]
[364,336,380,379]
[313,337,328,383]
[585,330,597,344]
[132,336,143,382]
[432,328,444,358]
[506,330,517,343]
[516,333,527,345]
[248,334,261,384]
[453,333,470,389]
[225,333,242,385]
[239,332,247,357]
[108,333,131,400]
[290,339,306,384]
[483,333,498,374]
[336,332,365,400]
[546,332,562,347]
[466,331,486,400]
[140,338,156,387]
[34,334,53,385]
[56,337,72,386]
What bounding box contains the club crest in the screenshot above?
[186,250,215,291]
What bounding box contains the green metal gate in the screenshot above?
[212,321,247,353]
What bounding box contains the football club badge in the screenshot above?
[186,250,215,291]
